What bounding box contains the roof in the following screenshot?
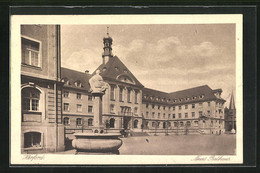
[92,56,144,88]
[61,67,91,91]
[143,85,225,105]
[229,91,236,110]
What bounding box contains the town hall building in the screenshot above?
[60,31,226,143]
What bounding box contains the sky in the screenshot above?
[61,24,236,107]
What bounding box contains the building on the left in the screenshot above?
[21,25,65,153]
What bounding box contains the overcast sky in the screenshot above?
[61,24,236,107]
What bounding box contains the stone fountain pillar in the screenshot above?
[72,70,122,154]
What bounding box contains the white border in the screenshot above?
[10,14,243,165]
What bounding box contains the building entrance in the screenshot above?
[123,117,131,130]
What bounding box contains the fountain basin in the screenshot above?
[72,133,123,152]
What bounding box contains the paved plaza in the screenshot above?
[58,134,236,155]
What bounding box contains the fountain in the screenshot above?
[72,70,123,154]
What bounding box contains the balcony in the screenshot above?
[118,111,133,117]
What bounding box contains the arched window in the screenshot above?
[24,132,41,148]
[134,119,138,128]
[76,118,82,126]
[174,122,177,127]
[152,122,155,127]
[22,87,40,111]
[63,117,70,125]
[88,118,93,126]
[109,118,115,128]
[180,122,184,127]
[186,121,191,127]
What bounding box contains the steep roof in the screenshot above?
[61,67,91,91]
[92,56,144,88]
[229,91,236,110]
[143,85,225,105]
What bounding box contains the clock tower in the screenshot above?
[102,27,113,64]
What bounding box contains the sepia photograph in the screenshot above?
[11,14,243,164]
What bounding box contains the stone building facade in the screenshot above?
[61,32,226,140]
[21,25,65,153]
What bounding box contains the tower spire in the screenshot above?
[107,26,109,37]
[102,27,113,64]
[229,90,236,110]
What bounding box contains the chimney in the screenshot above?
[85,70,89,74]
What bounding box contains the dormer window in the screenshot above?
[102,67,107,71]
[185,98,189,101]
[74,81,82,87]
[199,95,204,99]
[179,98,183,102]
[192,96,197,100]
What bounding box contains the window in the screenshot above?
[24,132,41,148]
[211,120,213,127]
[158,113,160,118]
[75,81,82,87]
[194,121,198,126]
[88,118,93,126]
[21,37,41,67]
[63,103,69,112]
[152,122,155,127]
[158,105,160,110]
[199,102,203,107]
[146,103,149,108]
[173,106,175,111]
[88,95,93,101]
[192,112,195,117]
[22,88,40,111]
[135,91,138,103]
[88,106,93,113]
[146,112,149,117]
[76,118,82,126]
[199,111,203,116]
[63,91,69,98]
[174,122,177,127]
[119,88,123,101]
[63,117,70,125]
[207,110,210,115]
[163,113,166,118]
[168,114,171,119]
[186,121,191,127]
[179,106,182,110]
[199,95,204,99]
[173,114,175,119]
[185,113,188,118]
[152,112,155,118]
[178,113,182,118]
[134,107,138,115]
[77,104,82,112]
[110,104,115,113]
[192,104,195,108]
[180,122,184,127]
[127,89,131,102]
[152,104,155,109]
[76,93,81,99]
[163,106,165,110]
[185,105,188,109]
[110,86,115,100]
[208,102,210,106]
